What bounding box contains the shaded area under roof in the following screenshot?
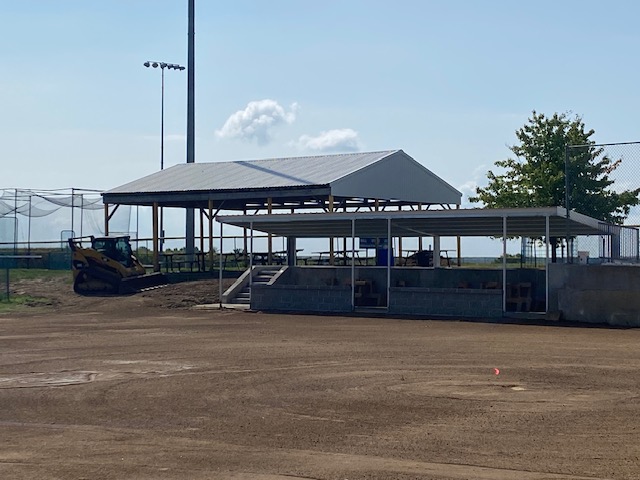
[102,150,462,209]
[216,207,607,238]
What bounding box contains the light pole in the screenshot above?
[143,61,185,170]
[185,0,196,259]
[144,61,185,251]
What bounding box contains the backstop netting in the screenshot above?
[0,189,132,256]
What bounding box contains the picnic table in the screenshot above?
[311,251,364,266]
[160,252,207,272]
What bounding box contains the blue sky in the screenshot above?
[3,0,639,195]
[2,1,639,253]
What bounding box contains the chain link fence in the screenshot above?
[565,142,640,263]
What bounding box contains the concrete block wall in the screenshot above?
[251,284,352,313]
[391,268,501,288]
[549,264,640,326]
[390,267,544,289]
[250,266,542,319]
[289,266,351,286]
[389,287,503,318]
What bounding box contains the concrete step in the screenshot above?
[231,298,250,304]
[229,268,281,304]
[260,269,280,275]
[254,275,275,282]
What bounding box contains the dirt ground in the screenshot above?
[7,275,236,312]
[1,276,640,479]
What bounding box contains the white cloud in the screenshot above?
[292,128,360,152]
[215,99,298,145]
[457,164,488,207]
[457,180,478,208]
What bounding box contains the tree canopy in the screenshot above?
[470,111,639,224]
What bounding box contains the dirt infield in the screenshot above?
[1,277,639,479]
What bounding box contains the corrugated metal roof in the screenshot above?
[107,150,400,194]
[216,207,607,238]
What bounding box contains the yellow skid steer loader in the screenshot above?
[69,236,167,294]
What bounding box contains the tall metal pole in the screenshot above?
[136,205,139,255]
[161,67,165,170]
[80,194,84,238]
[187,0,195,164]
[545,214,550,314]
[145,61,183,170]
[13,189,17,254]
[71,188,75,238]
[564,145,571,263]
[27,194,32,254]
[144,61,184,252]
[502,216,507,313]
[185,0,196,257]
[160,66,165,252]
[351,218,355,311]
[219,221,223,308]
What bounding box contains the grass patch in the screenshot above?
[0,269,68,312]
[0,295,53,313]
[6,269,69,282]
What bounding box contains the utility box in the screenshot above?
[578,251,589,265]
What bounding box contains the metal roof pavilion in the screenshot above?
[214,207,613,311]
[216,207,605,238]
[102,150,462,210]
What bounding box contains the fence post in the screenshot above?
[564,145,571,263]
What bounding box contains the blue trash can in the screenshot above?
[376,248,394,266]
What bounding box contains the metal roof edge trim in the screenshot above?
[102,183,331,199]
[217,206,572,223]
[219,149,400,165]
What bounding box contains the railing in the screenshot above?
[0,255,43,301]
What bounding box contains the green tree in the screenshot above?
[470,111,639,224]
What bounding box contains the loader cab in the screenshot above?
[92,236,134,267]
